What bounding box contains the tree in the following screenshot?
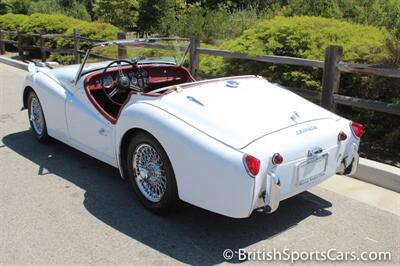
[186,0,281,11]
[0,1,10,15]
[5,0,29,14]
[136,0,169,36]
[79,0,95,19]
[28,0,91,20]
[94,0,138,31]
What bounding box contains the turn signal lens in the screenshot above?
[351,121,365,138]
[272,153,284,165]
[244,154,260,177]
[338,131,347,141]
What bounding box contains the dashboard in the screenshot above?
[101,68,149,90]
[84,64,194,93]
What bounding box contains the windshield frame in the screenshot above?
[74,38,191,86]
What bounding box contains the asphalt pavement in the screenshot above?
[0,63,399,265]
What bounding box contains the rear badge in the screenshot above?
[226,80,239,88]
[296,125,317,135]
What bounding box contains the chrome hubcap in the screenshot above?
[133,144,167,202]
[30,97,44,135]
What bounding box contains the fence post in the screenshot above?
[39,28,46,62]
[0,28,5,55]
[73,28,80,64]
[117,32,127,59]
[17,32,23,57]
[189,37,200,78]
[321,45,343,111]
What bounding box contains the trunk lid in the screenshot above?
[148,76,339,149]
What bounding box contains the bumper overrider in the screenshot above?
[342,142,360,176]
[261,141,360,214]
[264,172,281,213]
[336,141,360,176]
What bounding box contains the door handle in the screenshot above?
[98,128,108,136]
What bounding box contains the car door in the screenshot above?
[65,86,116,166]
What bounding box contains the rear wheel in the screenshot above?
[27,91,50,143]
[126,133,179,214]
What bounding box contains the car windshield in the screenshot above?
[78,38,190,77]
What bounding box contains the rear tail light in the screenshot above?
[272,153,284,165]
[244,154,260,177]
[350,121,365,138]
[338,131,347,141]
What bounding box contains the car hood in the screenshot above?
[146,76,339,149]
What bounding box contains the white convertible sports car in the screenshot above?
[22,39,364,218]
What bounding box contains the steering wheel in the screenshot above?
[101,60,142,105]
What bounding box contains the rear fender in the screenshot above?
[116,102,256,218]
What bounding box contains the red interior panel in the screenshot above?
[83,64,195,124]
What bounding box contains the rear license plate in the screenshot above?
[297,154,328,186]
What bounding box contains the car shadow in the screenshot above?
[2,131,332,265]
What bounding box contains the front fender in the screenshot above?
[22,73,35,109]
[22,70,69,140]
[116,102,256,218]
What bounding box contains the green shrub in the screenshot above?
[281,0,400,38]
[51,21,120,64]
[0,13,28,31]
[19,13,78,34]
[0,13,120,64]
[201,16,390,89]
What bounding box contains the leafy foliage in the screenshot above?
[0,13,28,30]
[159,3,263,42]
[201,16,390,86]
[0,13,119,64]
[136,0,170,36]
[29,0,91,20]
[93,0,139,31]
[19,13,79,34]
[282,0,400,38]
[0,0,90,20]
[51,20,120,64]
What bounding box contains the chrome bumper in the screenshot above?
[264,172,281,213]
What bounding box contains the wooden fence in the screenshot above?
[0,29,399,116]
[188,38,400,116]
[0,28,129,64]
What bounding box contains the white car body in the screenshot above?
[22,57,360,218]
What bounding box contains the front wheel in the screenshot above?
[126,133,179,214]
[27,91,50,143]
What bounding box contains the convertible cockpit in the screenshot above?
[84,63,195,123]
[73,38,195,123]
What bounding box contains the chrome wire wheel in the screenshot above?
[133,143,167,203]
[30,97,44,135]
